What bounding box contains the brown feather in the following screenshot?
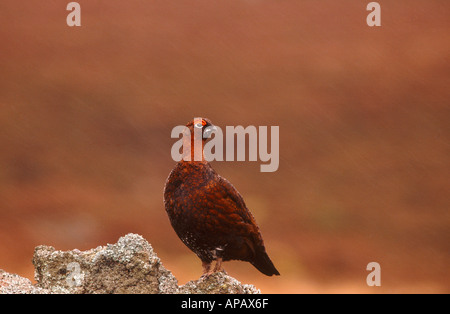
[163,118,280,276]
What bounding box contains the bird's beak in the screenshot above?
[203,125,217,139]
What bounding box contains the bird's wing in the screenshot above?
[200,175,261,238]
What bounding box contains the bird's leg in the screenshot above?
[201,261,213,278]
[213,257,226,274]
[213,257,222,272]
[212,247,227,274]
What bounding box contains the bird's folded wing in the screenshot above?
[200,176,260,235]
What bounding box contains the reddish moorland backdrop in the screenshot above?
[0,1,448,293]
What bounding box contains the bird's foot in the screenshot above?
[200,259,227,280]
[200,261,213,279]
[200,272,212,280]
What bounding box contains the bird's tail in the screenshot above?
[251,250,280,276]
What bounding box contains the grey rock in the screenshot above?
[0,269,48,294]
[32,233,179,294]
[180,272,260,294]
[1,233,259,294]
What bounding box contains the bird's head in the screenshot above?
[185,118,217,140]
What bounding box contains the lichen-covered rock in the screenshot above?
[180,272,260,294]
[0,269,48,294]
[1,233,260,294]
[32,233,179,294]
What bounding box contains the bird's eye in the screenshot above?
[194,123,203,128]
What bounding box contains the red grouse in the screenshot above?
[164,118,280,277]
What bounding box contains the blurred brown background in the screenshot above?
[0,1,449,293]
